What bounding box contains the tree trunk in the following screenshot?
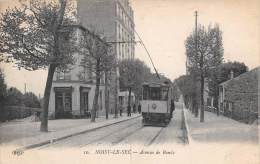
[190,97,194,114]
[105,71,109,120]
[127,87,132,111]
[40,64,56,132]
[200,74,204,122]
[40,0,66,132]
[194,97,199,117]
[114,67,119,118]
[91,63,101,122]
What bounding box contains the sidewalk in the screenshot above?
[186,110,258,143]
[184,109,259,164]
[0,113,141,148]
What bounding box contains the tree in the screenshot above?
[216,61,248,83]
[185,24,224,122]
[0,0,78,131]
[23,92,41,108]
[119,59,152,110]
[175,74,200,116]
[81,30,116,122]
[5,87,24,106]
[0,68,7,121]
[0,68,6,104]
[207,61,248,109]
[171,81,181,102]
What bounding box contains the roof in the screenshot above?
[219,66,260,86]
[142,82,169,87]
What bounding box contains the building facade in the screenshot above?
[77,0,136,114]
[48,1,136,119]
[48,25,106,119]
[77,0,135,60]
[218,67,259,123]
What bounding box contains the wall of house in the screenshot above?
[77,0,116,41]
[48,82,106,118]
[219,67,259,123]
[48,26,107,119]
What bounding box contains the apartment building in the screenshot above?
[77,0,135,60]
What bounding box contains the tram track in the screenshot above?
[147,127,165,146]
[79,121,142,147]
[38,117,142,149]
[37,116,181,149]
[111,126,144,145]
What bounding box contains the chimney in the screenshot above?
[230,70,234,79]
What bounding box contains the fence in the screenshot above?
[0,106,42,122]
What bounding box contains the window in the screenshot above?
[150,87,160,100]
[142,86,149,100]
[119,96,124,105]
[56,70,71,81]
[161,87,169,100]
[118,24,121,40]
[122,44,125,58]
[116,4,119,17]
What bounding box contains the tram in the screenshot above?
[140,81,173,126]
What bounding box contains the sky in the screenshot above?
[0,0,259,96]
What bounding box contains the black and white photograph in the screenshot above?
[0,0,259,164]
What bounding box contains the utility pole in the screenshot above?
[24,83,27,94]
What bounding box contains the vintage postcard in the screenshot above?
[0,0,259,164]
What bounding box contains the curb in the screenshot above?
[181,105,192,144]
[13,115,141,153]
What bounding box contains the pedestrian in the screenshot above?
[170,99,175,118]
[119,105,123,116]
[133,104,136,113]
[138,104,141,114]
[127,105,131,116]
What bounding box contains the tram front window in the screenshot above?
[161,87,169,100]
[143,86,149,100]
[150,87,161,100]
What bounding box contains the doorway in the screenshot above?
[80,87,90,117]
[55,87,72,119]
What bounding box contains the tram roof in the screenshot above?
[142,81,169,87]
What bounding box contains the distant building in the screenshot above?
[119,91,135,112]
[218,67,259,123]
[77,0,135,60]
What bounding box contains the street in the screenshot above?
[37,107,184,149]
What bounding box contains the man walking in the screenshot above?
[133,104,136,113]
[170,99,175,118]
[127,105,131,116]
[138,103,141,114]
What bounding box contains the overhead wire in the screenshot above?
[134,29,160,79]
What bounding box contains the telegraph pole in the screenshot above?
[195,11,198,55]
[24,83,27,94]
